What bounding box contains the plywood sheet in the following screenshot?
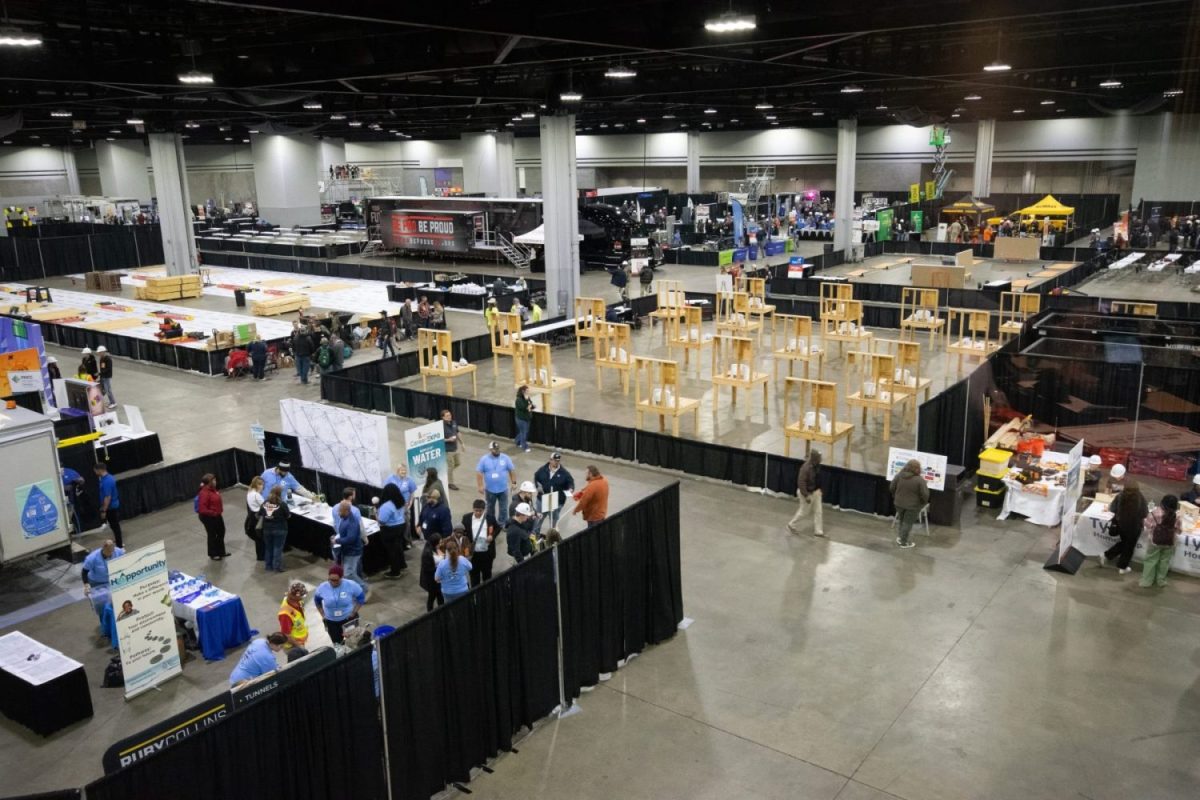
[993,236,1041,261]
[1033,270,1060,278]
[255,277,298,288]
[1058,419,1200,453]
[27,307,84,321]
[81,317,146,332]
[301,282,357,293]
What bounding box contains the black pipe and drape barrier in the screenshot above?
[61,453,682,800]
[0,225,164,281]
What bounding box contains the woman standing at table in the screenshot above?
[244,476,266,562]
[197,473,229,561]
[419,534,445,612]
[1140,495,1182,588]
[261,485,291,573]
[1101,482,1149,575]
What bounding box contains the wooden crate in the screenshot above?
[251,293,310,316]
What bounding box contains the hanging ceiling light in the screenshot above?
[811,110,825,116]
[1040,99,1055,105]
[704,107,718,114]
[1012,108,1026,114]
[840,84,864,94]
[1099,78,1122,88]
[520,111,536,119]
[604,66,637,79]
[755,102,773,110]
[1163,88,1184,97]
[126,118,144,125]
[964,94,982,101]
[875,104,889,110]
[348,120,363,127]
[0,26,42,47]
[704,11,756,33]
[636,118,646,123]
[983,61,1011,72]
[178,70,214,85]
[50,110,72,118]
[662,114,676,119]
[185,121,200,128]
[764,115,777,120]
[560,91,583,102]
[329,113,347,120]
[303,101,323,109]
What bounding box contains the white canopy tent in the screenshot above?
[513,224,582,245]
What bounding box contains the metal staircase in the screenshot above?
[474,230,534,270]
[744,165,775,208]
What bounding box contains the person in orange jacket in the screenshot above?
[572,465,610,528]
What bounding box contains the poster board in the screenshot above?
[1065,439,1085,507]
[109,541,182,699]
[0,348,41,397]
[280,398,390,486]
[404,421,446,485]
[885,447,949,492]
[787,256,808,279]
[994,236,1041,261]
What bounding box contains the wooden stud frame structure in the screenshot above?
[845,351,903,442]
[648,280,688,343]
[1111,300,1158,317]
[715,291,762,341]
[899,287,945,346]
[783,377,854,465]
[667,305,713,374]
[488,310,522,374]
[513,339,576,414]
[574,296,606,357]
[594,321,634,394]
[771,314,823,380]
[418,328,478,397]
[633,356,700,437]
[945,308,997,374]
[876,338,933,422]
[820,297,872,356]
[710,334,770,410]
[742,277,776,340]
[998,291,1041,343]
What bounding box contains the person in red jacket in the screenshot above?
[572,465,610,528]
[197,473,229,560]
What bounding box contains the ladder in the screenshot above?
[744,165,775,208]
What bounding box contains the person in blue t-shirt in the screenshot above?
[62,467,85,535]
[259,462,313,503]
[81,538,124,620]
[332,500,368,593]
[331,487,362,528]
[475,441,517,525]
[229,633,287,687]
[385,463,419,541]
[93,462,123,547]
[434,539,472,603]
[313,564,365,644]
[377,483,408,578]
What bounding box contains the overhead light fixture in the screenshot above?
[840,84,864,94]
[560,91,583,102]
[329,113,346,120]
[224,136,233,141]
[511,116,522,121]
[604,67,637,79]
[109,129,121,134]
[755,102,773,110]
[1012,108,1025,114]
[599,123,609,129]
[248,129,259,134]
[764,114,777,120]
[704,107,718,114]
[662,114,675,119]
[348,120,363,127]
[729,118,739,123]
[520,111,536,119]
[303,101,323,110]
[178,70,213,85]
[680,123,688,128]
[50,110,71,118]
[875,104,888,110]
[614,123,625,128]
[1099,79,1122,88]
[1040,99,1055,105]
[770,121,779,126]
[105,137,114,141]
[636,118,646,123]
[29,134,38,139]
[219,125,231,131]
[185,121,200,129]
[811,111,825,117]
[1,139,11,144]
[951,113,961,118]
[704,11,756,33]
[505,122,515,127]
[1164,88,1184,97]
[964,94,982,101]
[1056,108,1066,113]
[126,118,144,125]
[983,61,1011,72]
[41,142,50,147]
[242,138,250,143]
[485,128,498,133]
[0,26,42,47]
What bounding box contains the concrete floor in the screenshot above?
[1072,264,1200,304]
[2,249,1200,798]
[814,253,1067,292]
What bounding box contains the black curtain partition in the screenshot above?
[85,647,386,800]
[3,792,82,800]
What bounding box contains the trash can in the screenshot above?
[234,289,246,308]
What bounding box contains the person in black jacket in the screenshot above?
[292,325,315,385]
[506,503,535,565]
[534,452,575,531]
[418,488,453,542]
[419,534,444,611]
[248,337,268,381]
[1101,483,1149,575]
[462,499,498,586]
[788,451,824,537]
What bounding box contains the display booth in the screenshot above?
[666,305,712,375]
[771,314,823,381]
[488,310,521,374]
[594,321,634,393]
[710,335,770,410]
[573,296,606,358]
[938,197,996,233]
[634,356,700,436]
[945,308,997,374]
[846,351,904,442]
[513,339,575,414]
[417,328,477,397]
[783,377,854,464]
[899,287,944,345]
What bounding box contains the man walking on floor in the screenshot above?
[442,408,462,490]
[94,461,124,547]
[788,451,824,537]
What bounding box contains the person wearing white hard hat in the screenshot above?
[1082,454,1104,498]
[1106,463,1128,495]
[79,347,98,382]
[509,480,539,528]
[1181,473,1200,506]
[44,355,61,383]
[95,345,116,408]
[505,502,535,565]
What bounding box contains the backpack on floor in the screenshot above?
[102,656,124,688]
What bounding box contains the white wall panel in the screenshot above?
[993,116,1138,162]
[1132,113,1200,202]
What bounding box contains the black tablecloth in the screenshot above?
[287,514,389,575]
[96,433,163,474]
[0,664,93,736]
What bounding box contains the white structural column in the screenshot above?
[686,131,700,193]
[833,118,857,253]
[147,134,197,276]
[318,138,347,181]
[251,134,322,227]
[61,147,80,195]
[96,139,151,203]
[973,119,995,198]
[495,132,516,197]
[1021,162,1037,194]
[539,114,580,317]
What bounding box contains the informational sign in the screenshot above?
[15,480,60,539]
[262,430,301,468]
[876,208,894,241]
[862,220,880,232]
[909,183,921,204]
[250,423,265,454]
[885,447,949,492]
[925,180,938,201]
[102,691,233,773]
[230,647,336,709]
[5,370,41,394]
[695,205,710,220]
[125,405,147,434]
[382,210,477,253]
[280,398,388,485]
[787,256,808,279]
[64,378,105,417]
[910,210,925,232]
[1065,439,1085,506]
[731,198,744,247]
[108,541,182,699]
[0,348,41,397]
[405,420,446,485]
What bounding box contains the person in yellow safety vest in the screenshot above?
[484,297,499,327]
[277,581,310,660]
[531,302,543,323]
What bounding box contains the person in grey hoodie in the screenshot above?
[890,459,929,549]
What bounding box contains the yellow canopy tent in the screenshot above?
[939,197,996,228]
[1015,194,1075,231]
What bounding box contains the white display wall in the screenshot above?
[279,398,391,487]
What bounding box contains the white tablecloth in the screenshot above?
[168,571,239,627]
[287,500,380,536]
[1061,503,1200,576]
[997,478,1066,526]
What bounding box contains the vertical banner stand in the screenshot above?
[553,547,581,719]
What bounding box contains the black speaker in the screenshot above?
[1044,546,1087,574]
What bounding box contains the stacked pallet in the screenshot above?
[251,292,310,316]
[85,272,123,291]
[137,274,202,301]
